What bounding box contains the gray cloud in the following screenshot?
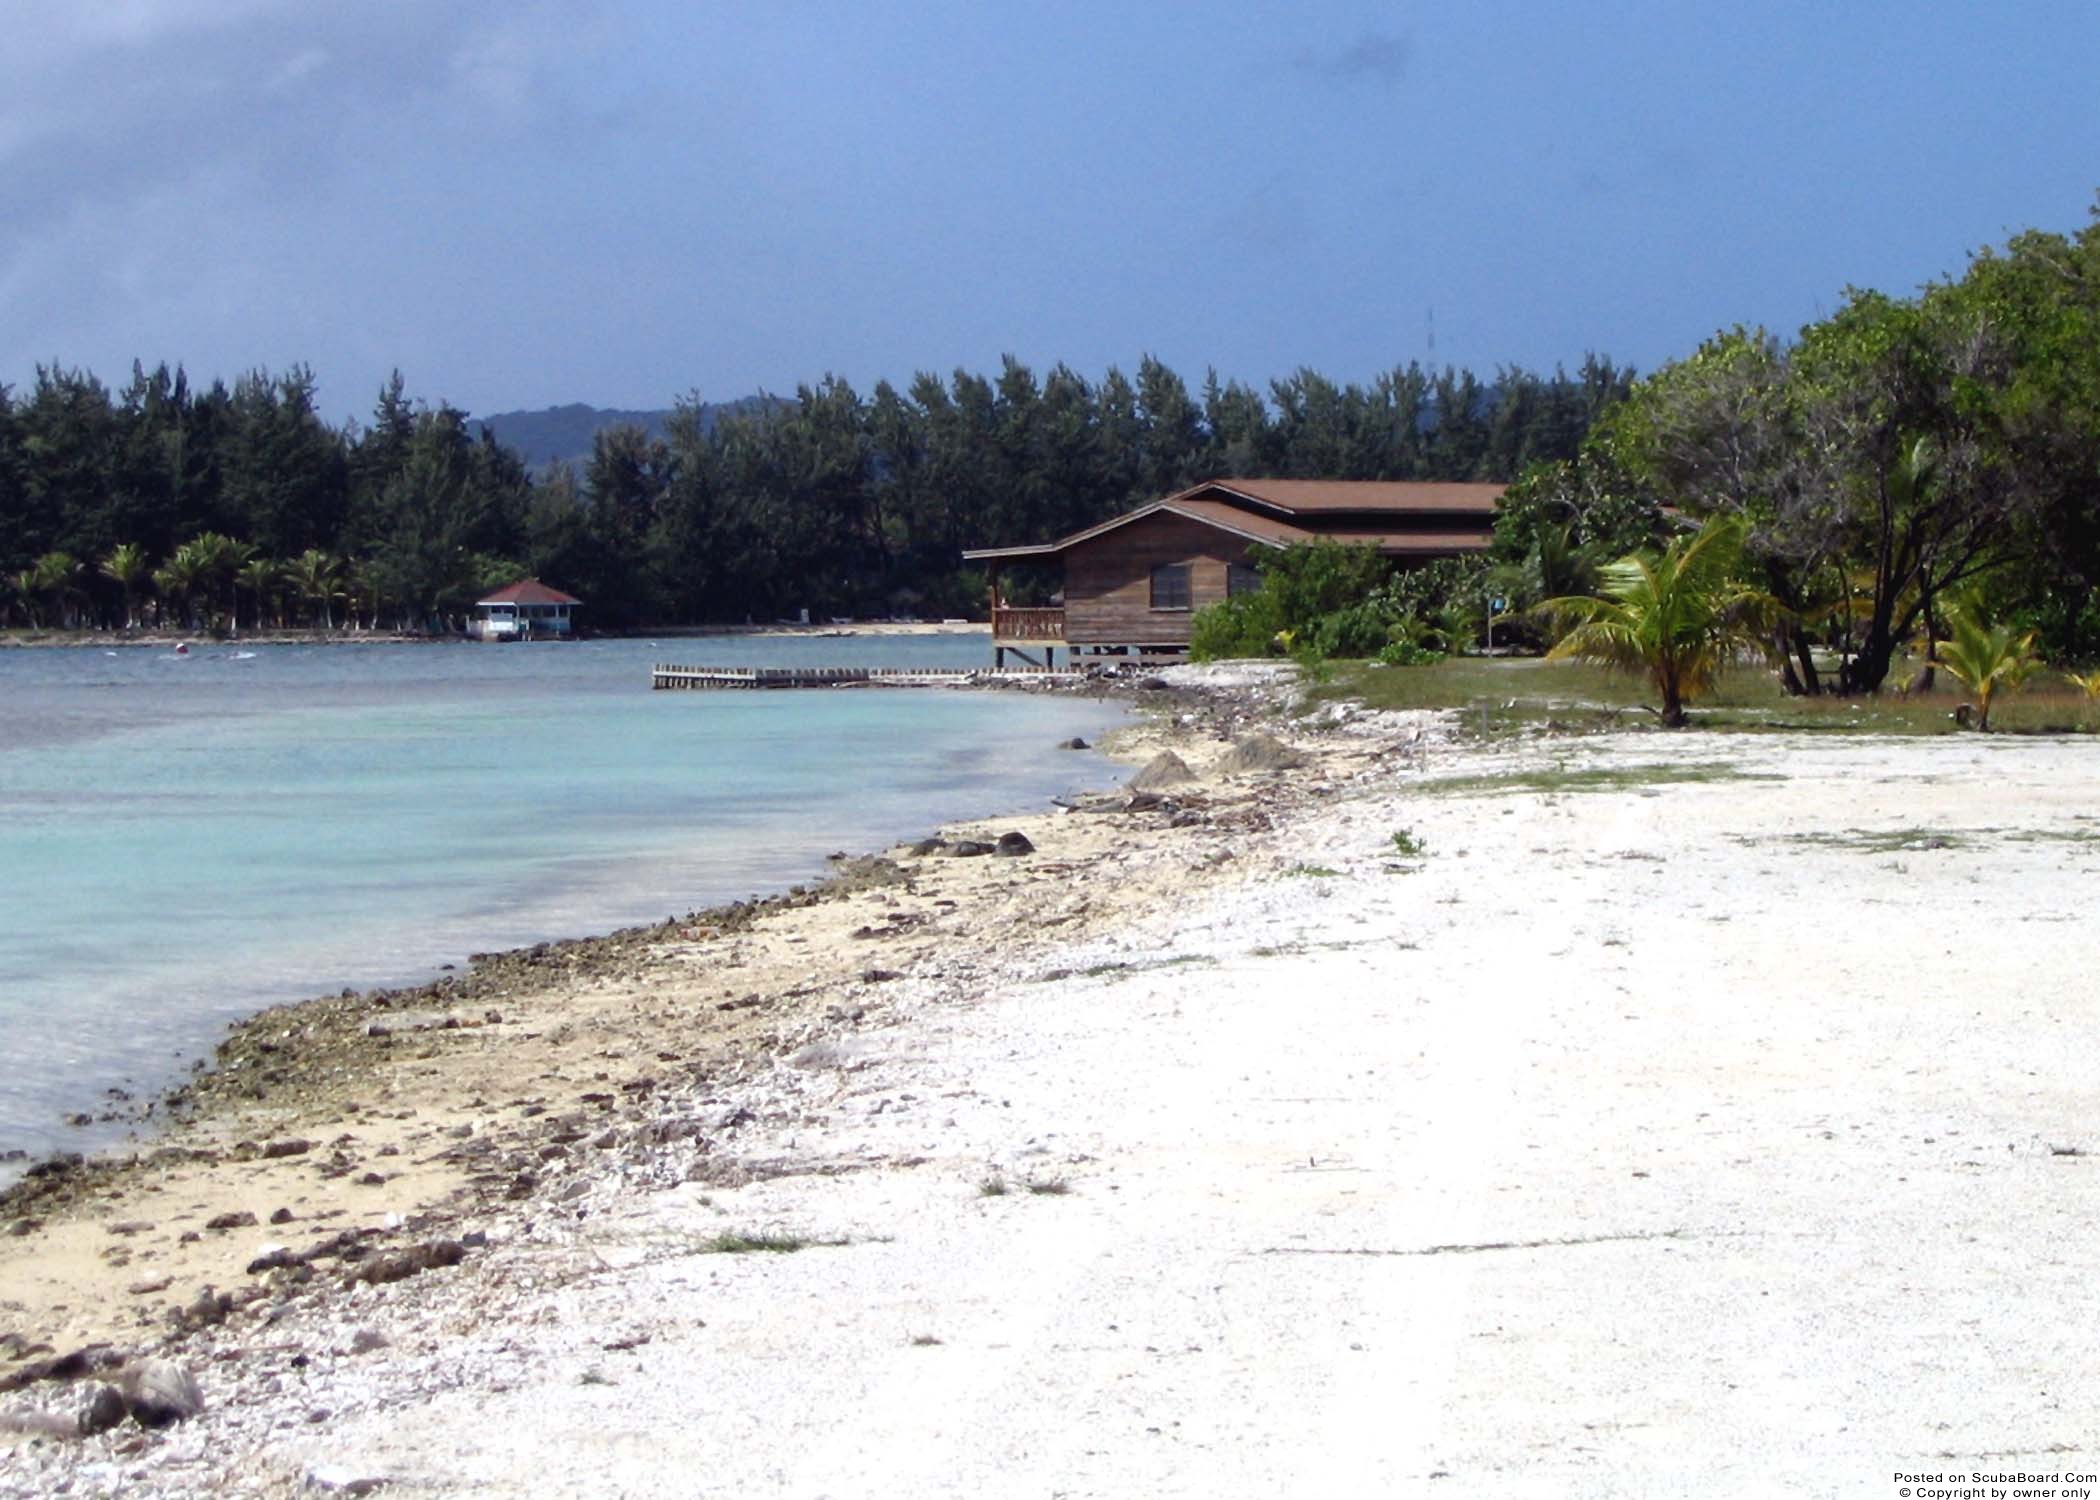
[1296,31,1412,85]
[0,4,597,248]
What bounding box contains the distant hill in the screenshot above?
[473,396,790,471]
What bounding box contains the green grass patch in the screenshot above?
[1316,657,2100,739]
[1388,828,1427,858]
[1420,762,1783,798]
[1743,824,2100,855]
[1283,863,1343,878]
[1025,1178,1071,1196]
[698,1231,825,1255]
[1755,827,1975,854]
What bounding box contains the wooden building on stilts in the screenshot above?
[963,478,1502,666]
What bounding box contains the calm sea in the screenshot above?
[0,635,1124,1168]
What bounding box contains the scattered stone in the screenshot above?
[262,1138,313,1159]
[994,831,1035,857]
[350,1239,465,1287]
[175,1288,237,1331]
[350,1328,389,1355]
[356,1172,387,1187]
[125,1276,173,1296]
[306,1466,392,1496]
[105,1220,155,1237]
[906,837,946,856]
[270,1207,297,1225]
[945,840,994,857]
[7,1217,42,1237]
[205,1211,258,1232]
[860,968,903,983]
[119,1359,205,1427]
[78,1382,128,1436]
[1128,751,1197,792]
[1057,736,1090,750]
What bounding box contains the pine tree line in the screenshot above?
[0,354,1632,632]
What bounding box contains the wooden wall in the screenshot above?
[1063,513,1258,649]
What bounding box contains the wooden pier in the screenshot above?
[651,663,1077,690]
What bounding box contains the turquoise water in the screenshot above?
[0,636,1123,1166]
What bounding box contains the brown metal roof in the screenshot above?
[961,494,1492,562]
[1188,478,1505,514]
[476,579,581,607]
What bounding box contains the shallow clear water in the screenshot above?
[0,635,1124,1164]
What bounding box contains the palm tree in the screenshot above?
[154,550,205,629]
[172,532,253,630]
[235,557,280,631]
[100,543,154,630]
[7,569,40,628]
[1537,516,1784,728]
[285,549,342,630]
[29,552,85,630]
[1934,598,2038,731]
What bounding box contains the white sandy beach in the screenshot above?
[4,692,2098,1498]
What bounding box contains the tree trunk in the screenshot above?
[1840,620,1896,695]
[1786,626,1821,695]
[1657,673,1687,728]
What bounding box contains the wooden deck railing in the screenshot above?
[991,606,1066,641]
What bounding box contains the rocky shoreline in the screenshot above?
[7,687,2099,1495]
[0,661,1387,1492]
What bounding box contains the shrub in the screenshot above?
[1189,590,1284,661]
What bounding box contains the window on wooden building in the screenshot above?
[1149,563,1192,611]
[1227,562,1261,598]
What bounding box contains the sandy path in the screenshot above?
[8,725,2100,1496]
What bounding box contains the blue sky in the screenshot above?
[5,1,2098,424]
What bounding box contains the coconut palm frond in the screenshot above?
[1534,515,1783,726]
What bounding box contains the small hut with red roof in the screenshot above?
[472,579,581,640]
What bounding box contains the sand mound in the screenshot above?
[1213,731,1306,775]
[1128,750,1198,792]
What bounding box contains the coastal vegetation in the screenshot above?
[0,357,1626,634]
[1537,517,1784,727]
[1190,199,2100,726]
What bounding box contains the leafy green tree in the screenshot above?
[1134,356,1205,497]
[1539,516,1784,727]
